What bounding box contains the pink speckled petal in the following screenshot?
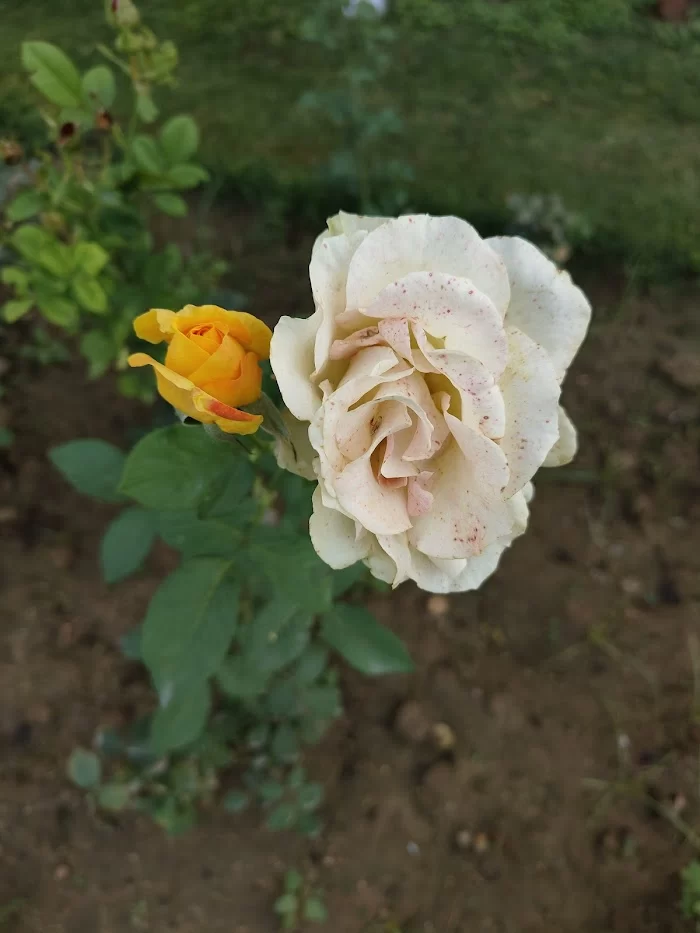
[363,271,508,377]
[346,215,510,318]
[499,326,561,498]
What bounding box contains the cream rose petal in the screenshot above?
[310,230,367,372]
[309,486,371,569]
[499,326,561,499]
[270,312,322,422]
[362,271,508,377]
[346,215,511,318]
[334,457,412,536]
[543,406,578,467]
[409,443,512,560]
[487,236,592,383]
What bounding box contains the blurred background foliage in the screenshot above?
[2,0,700,270]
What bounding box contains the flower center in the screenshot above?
[187,323,225,355]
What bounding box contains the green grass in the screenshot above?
[2,0,700,265]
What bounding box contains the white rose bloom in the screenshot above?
[270,213,591,593]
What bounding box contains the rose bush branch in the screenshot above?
[52,209,590,834]
[0,0,222,396]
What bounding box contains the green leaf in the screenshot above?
[74,242,109,276]
[247,528,333,615]
[1,266,30,290]
[274,894,298,916]
[36,241,72,277]
[157,511,242,558]
[72,275,108,314]
[150,680,210,753]
[0,427,14,448]
[141,558,239,691]
[297,812,323,838]
[101,507,157,583]
[67,747,101,788]
[332,562,367,598]
[321,605,414,676]
[266,802,297,832]
[303,897,328,923]
[6,189,45,222]
[159,115,199,164]
[166,164,210,189]
[293,646,329,686]
[120,626,143,661]
[37,296,78,327]
[135,91,158,123]
[216,655,269,700]
[97,782,132,811]
[10,224,51,261]
[271,724,299,763]
[153,192,187,217]
[3,299,32,323]
[21,41,82,108]
[239,598,313,675]
[297,782,323,812]
[130,135,165,175]
[80,330,115,379]
[223,790,250,813]
[82,65,116,108]
[120,424,250,511]
[50,439,126,502]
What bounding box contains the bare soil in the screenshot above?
[2,253,700,933]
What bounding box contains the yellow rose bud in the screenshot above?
[127,304,272,435]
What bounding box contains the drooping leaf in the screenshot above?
[159,115,199,164]
[321,604,413,675]
[82,65,116,108]
[50,438,126,503]
[100,507,157,583]
[141,558,239,690]
[166,164,210,189]
[67,747,101,788]
[3,299,33,323]
[6,189,45,222]
[150,679,210,753]
[153,192,187,217]
[21,42,83,108]
[120,424,248,511]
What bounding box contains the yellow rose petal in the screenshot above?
[190,389,263,435]
[231,311,272,359]
[189,333,247,388]
[201,351,262,409]
[164,329,210,378]
[128,352,202,419]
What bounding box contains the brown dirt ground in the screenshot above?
[2,242,700,933]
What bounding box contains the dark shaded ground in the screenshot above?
[2,251,700,932]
